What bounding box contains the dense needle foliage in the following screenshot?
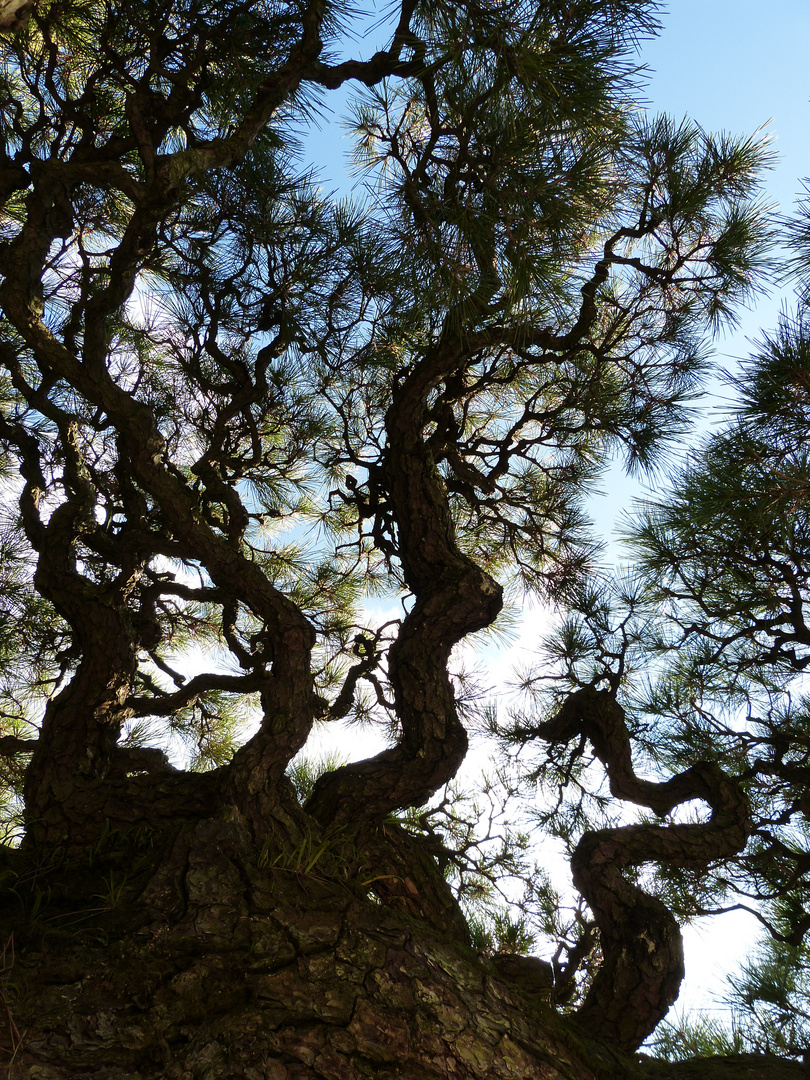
[2,0,810,1069]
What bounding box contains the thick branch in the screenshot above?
[539,687,751,1051]
[307,340,503,826]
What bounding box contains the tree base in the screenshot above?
[1,816,804,1080]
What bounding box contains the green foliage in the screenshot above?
[0,0,805,1060]
[287,751,349,804]
[650,1013,746,1062]
[92,870,129,910]
[259,827,340,877]
[489,181,810,1055]
[724,935,810,1058]
[656,933,810,1062]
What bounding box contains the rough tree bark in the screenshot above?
[0,2,796,1077]
[2,810,805,1080]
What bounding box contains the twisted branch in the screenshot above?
[539,687,751,1050]
[307,338,504,826]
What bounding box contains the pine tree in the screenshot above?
[500,195,810,1066]
[0,1,803,1077]
[621,304,810,1065]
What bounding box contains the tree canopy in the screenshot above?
[1,0,809,1076]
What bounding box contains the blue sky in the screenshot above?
[301,1,810,1018]
[578,2,810,543]
[635,2,810,1018]
[645,1,810,345]
[309,2,810,512]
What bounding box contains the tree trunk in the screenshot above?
[2,814,805,1080]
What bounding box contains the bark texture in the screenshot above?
[0,5,797,1077]
[1,815,803,1080]
[538,689,751,1052]
[2,815,588,1080]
